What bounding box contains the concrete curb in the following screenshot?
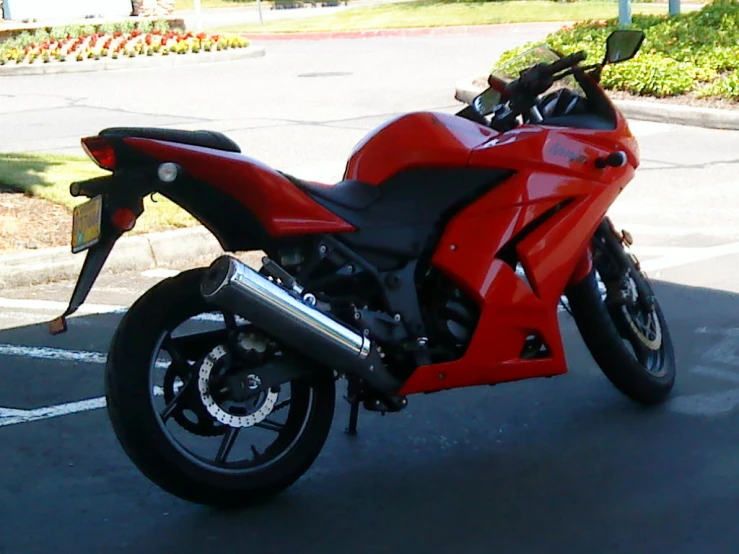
[454,78,739,131]
[0,226,224,289]
[0,46,265,77]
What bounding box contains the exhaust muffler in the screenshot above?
[200,255,401,395]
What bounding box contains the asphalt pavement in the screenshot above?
[2,29,739,554]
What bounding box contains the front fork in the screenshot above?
[593,217,655,313]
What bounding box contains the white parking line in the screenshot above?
[639,242,739,273]
[0,397,107,427]
[689,365,739,384]
[0,343,172,369]
[0,297,126,315]
[0,388,166,428]
[0,296,227,323]
[0,344,108,364]
[668,388,739,417]
[605,223,739,239]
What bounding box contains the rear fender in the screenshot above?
[49,171,149,334]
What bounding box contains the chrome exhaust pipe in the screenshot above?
[200,255,401,395]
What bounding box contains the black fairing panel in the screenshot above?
[307,167,514,261]
[157,173,273,252]
[295,179,381,210]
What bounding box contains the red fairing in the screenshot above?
[343,112,497,184]
[399,118,638,395]
[124,138,354,236]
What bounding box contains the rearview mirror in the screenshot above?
[604,30,645,64]
[472,87,503,117]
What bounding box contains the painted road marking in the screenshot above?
[667,328,739,416]
[689,365,739,385]
[0,297,126,315]
[639,242,739,273]
[0,387,166,428]
[0,343,171,369]
[0,344,107,364]
[693,328,739,367]
[0,297,227,323]
[612,224,739,239]
[0,397,107,427]
[668,388,739,417]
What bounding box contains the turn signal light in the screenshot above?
[81,136,117,170]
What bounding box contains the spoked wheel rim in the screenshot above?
[595,269,668,377]
[148,308,316,475]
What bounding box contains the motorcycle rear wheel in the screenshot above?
[565,222,676,405]
[104,268,336,508]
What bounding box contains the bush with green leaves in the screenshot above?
[490,0,739,101]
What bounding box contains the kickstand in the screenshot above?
[345,378,362,437]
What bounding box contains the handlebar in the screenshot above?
[505,50,587,99]
[490,50,587,131]
[545,50,587,77]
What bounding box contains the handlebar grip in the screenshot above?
[546,50,587,75]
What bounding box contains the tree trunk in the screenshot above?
[131,0,175,16]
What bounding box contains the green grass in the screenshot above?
[175,0,257,9]
[220,0,682,33]
[0,153,198,235]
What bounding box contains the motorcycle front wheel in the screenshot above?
[104,268,336,508]
[565,219,676,405]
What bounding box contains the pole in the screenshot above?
[668,0,680,16]
[194,0,203,32]
[257,0,264,24]
[619,0,632,26]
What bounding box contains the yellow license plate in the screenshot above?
[71,195,103,253]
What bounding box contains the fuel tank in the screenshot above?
[343,111,498,185]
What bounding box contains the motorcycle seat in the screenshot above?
[99,127,241,153]
[282,173,381,211]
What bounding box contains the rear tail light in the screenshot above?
[111,208,137,232]
[81,136,117,170]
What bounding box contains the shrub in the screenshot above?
[601,53,715,97]
[697,71,739,100]
[489,0,739,100]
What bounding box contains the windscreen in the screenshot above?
[472,44,585,117]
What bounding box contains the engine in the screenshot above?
[419,269,480,363]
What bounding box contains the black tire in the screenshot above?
[104,268,336,508]
[565,250,676,406]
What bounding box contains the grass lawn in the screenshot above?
[0,153,197,235]
[175,0,256,9]
[219,0,684,33]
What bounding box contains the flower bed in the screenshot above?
[0,20,249,66]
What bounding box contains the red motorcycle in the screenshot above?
[52,29,675,507]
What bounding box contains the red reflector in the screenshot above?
[111,208,137,232]
[81,136,117,170]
